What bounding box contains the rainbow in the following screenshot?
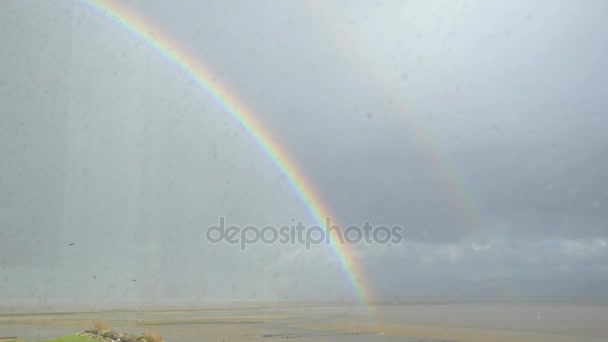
[78,1,374,305]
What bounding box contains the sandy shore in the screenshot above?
[303,322,608,342]
[2,299,607,342]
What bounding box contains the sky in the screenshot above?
[1,0,607,310]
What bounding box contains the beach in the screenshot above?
[2,298,607,342]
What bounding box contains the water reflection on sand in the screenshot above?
[1,298,607,342]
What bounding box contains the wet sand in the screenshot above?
[1,298,607,342]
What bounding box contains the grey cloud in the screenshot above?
[1,0,608,306]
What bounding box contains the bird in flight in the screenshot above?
[68,243,75,246]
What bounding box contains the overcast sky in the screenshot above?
[1,0,607,310]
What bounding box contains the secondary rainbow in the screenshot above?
[306,1,488,244]
[78,1,374,305]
